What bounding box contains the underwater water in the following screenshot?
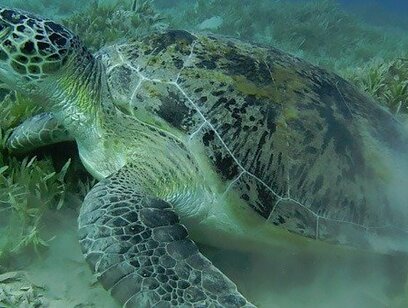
[0,0,408,307]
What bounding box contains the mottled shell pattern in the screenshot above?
[98,30,408,251]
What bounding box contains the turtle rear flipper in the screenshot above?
[6,112,71,153]
[78,166,254,308]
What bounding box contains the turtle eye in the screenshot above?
[0,21,11,40]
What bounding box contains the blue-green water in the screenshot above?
[0,1,407,307]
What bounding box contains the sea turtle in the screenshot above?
[1,7,408,308]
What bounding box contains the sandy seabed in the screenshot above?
[1,207,407,308]
[0,207,117,308]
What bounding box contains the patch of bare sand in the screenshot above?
[0,207,118,308]
[1,206,408,308]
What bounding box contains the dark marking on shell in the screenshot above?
[202,130,215,147]
[173,57,184,69]
[147,30,196,55]
[312,84,366,178]
[102,30,408,251]
[197,59,217,70]
[200,127,241,181]
[235,173,281,218]
[156,90,196,132]
[213,152,240,181]
[223,47,271,85]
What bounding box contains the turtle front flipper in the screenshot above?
[6,113,72,153]
[78,167,254,308]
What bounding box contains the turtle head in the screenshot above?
[0,7,80,93]
[0,8,104,135]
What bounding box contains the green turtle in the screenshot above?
[1,7,408,308]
